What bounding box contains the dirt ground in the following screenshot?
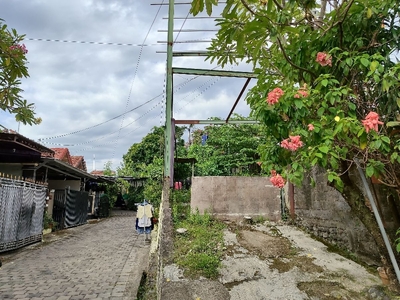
[162,220,398,300]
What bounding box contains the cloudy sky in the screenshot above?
[0,0,254,172]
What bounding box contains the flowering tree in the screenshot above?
[0,19,40,126]
[190,0,400,279]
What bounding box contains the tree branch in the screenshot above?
[322,0,354,36]
[276,37,317,79]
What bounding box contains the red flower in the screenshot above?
[316,52,332,67]
[280,135,303,151]
[361,112,383,133]
[307,124,314,131]
[267,88,284,105]
[270,173,285,188]
[294,89,309,98]
[9,44,28,54]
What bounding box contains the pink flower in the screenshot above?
[294,90,308,98]
[270,173,285,188]
[9,44,28,54]
[280,135,304,151]
[308,124,314,131]
[316,52,332,67]
[361,112,383,133]
[256,161,262,166]
[267,88,284,105]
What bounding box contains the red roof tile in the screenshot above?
[51,148,72,165]
[71,156,87,172]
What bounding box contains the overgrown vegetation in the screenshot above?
[171,190,225,279]
[188,115,266,176]
[43,212,57,230]
[98,194,111,217]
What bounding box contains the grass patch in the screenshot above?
[173,209,225,279]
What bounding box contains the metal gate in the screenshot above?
[53,188,89,229]
[0,178,47,252]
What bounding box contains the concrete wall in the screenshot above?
[293,167,381,265]
[191,176,281,221]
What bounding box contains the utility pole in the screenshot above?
[163,0,174,186]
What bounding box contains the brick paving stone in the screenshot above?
[0,210,150,300]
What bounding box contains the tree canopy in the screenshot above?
[119,125,190,180]
[189,0,400,278]
[188,115,265,176]
[0,19,40,126]
[190,0,400,191]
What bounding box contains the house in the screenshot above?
[0,130,108,248]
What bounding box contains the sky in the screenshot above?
[0,0,254,173]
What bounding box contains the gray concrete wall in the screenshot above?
[294,167,381,265]
[191,176,282,221]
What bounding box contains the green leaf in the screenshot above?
[330,157,339,170]
[360,57,370,68]
[294,99,304,109]
[190,0,205,16]
[321,79,328,87]
[381,136,390,144]
[345,58,353,66]
[370,60,379,72]
[311,157,318,166]
[317,107,325,116]
[348,102,356,111]
[387,121,400,127]
[318,146,329,154]
[366,165,374,177]
[328,174,334,182]
[382,79,390,92]
[205,0,213,16]
[390,152,398,163]
[367,8,373,18]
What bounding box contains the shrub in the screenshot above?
[98,194,111,217]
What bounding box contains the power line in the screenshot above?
[26,38,158,47]
[38,97,158,141]
[111,0,165,160]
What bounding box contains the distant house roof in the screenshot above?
[90,170,115,176]
[51,148,72,165]
[90,170,104,176]
[48,148,87,172]
[71,156,87,172]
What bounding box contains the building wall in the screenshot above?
[293,166,382,265]
[48,179,81,191]
[191,176,281,221]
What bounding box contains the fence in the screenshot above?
[53,188,89,229]
[0,177,47,252]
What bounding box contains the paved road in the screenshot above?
[0,210,150,300]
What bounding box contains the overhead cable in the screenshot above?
[26,38,158,47]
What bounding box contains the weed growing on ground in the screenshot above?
[173,209,225,279]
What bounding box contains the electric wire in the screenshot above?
[26,38,158,47]
[37,97,158,141]
[40,73,202,147]
[111,0,165,160]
